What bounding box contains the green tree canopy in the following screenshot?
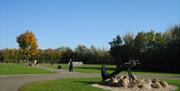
[109,35,123,65]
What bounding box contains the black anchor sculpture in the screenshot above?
[101,59,140,82]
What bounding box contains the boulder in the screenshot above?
[141,79,152,89]
[152,79,160,83]
[139,79,145,83]
[141,82,152,89]
[117,75,124,80]
[129,79,143,88]
[160,80,168,88]
[117,79,123,87]
[152,82,162,88]
[99,75,175,91]
[112,77,119,83]
[121,79,129,88]
[123,76,128,79]
[106,77,120,86]
[123,77,129,83]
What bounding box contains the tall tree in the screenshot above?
[74,45,89,55]
[154,32,165,48]
[122,33,139,60]
[123,32,134,46]
[56,46,73,63]
[16,31,38,66]
[109,35,123,66]
[134,32,146,53]
[74,45,90,62]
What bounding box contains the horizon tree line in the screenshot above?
[0,25,179,73]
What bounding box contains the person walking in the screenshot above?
[69,58,73,72]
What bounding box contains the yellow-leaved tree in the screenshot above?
[16,31,38,66]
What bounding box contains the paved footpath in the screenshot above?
[0,66,99,91]
[0,66,179,91]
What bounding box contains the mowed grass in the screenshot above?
[20,78,180,91]
[165,79,180,91]
[40,63,115,73]
[40,63,180,76]
[0,63,54,75]
[20,78,107,91]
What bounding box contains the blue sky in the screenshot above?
[0,0,180,49]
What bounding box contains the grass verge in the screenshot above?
[0,63,54,75]
[20,78,180,91]
[19,78,107,91]
[165,79,180,91]
[40,63,115,73]
[40,63,180,76]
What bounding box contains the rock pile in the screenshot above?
[97,75,177,91]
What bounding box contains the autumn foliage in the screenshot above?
[16,31,38,65]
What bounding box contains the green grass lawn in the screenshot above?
[40,63,180,76]
[165,80,180,91]
[0,63,54,75]
[20,77,180,91]
[40,63,116,73]
[19,78,107,91]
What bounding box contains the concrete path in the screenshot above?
[0,66,179,91]
[0,66,99,91]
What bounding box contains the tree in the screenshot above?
[122,33,140,60]
[16,31,38,66]
[74,45,89,55]
[0,50,3,62]
[109,35,122,47]
[74,45,90,62]
[134,32,146,53]
[154,32,165,48]
[56,46,73,63]
[0,48,19,63]
[109,35,123,66]
[123,32,134,46]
